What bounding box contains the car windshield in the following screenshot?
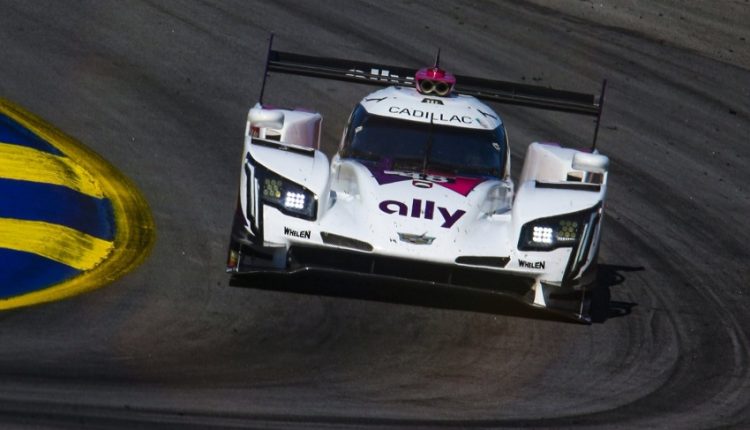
[343,105,506,177]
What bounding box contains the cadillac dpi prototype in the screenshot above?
[227,42,610,322]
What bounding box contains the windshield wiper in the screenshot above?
[422,118,434,175]
[424,161,460,175]
[392,157,423,171]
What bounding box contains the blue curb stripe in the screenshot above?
[0,113,63,156]
[0,249,80,299]
[0,98,154,310]
[0,178,115,241]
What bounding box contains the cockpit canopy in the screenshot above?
[342,104,508,178]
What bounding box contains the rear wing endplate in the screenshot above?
[258,36,607,149]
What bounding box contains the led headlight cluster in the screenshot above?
[532,226,553,244]
[519,212,588,251]
[283,191,306,210]
[263,178,283,200]
[558,220,578,242]
[257,169,317,220]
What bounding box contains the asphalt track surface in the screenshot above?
[1,1,749,428]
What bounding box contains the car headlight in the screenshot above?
[257,168,317,220]
[481,183,513,216]
[518,210,592,251]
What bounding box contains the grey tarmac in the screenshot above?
[0,1,748,428]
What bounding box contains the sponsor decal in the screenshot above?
[284,226,311,239]
[412,179,433,189]
[398,232,436,245]
[384,170,450,184]
[379,198,465,228]
[388,106,472,124]
[367,167,486,197]
[477,108,498,120]
[347,68,409,84]
[518,259,546,270]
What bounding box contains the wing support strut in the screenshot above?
[591,79,607,151]
[258,33,274,105]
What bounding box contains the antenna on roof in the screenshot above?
[433,48,441,68]
[258,33,274,105]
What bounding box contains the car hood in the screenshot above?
[322,160,513,258]
[363,164,485,230]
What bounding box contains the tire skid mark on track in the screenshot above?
[575,216,750,426]
[477,212,749,427]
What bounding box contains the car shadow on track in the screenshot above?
[589,263,642,323]
[230,263,642,324]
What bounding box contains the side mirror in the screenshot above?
[572,152,609,174]
[248,108,284,130]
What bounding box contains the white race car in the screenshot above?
[227,43,609,322]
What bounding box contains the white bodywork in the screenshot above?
[229,86,609,320]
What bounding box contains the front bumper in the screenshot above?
[228,239,593,322]
[231,237,533,293]
[226,202,594,322]
[291,245,534,295]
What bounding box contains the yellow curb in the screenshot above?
[0,219,114,271]
[0,142,104,198]
[0,98,155,310]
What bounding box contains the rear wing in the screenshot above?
[258,36,607,149]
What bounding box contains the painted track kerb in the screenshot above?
[0,98,155,310]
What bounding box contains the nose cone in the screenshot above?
[366,169,489,244]
[322,163,513,261]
